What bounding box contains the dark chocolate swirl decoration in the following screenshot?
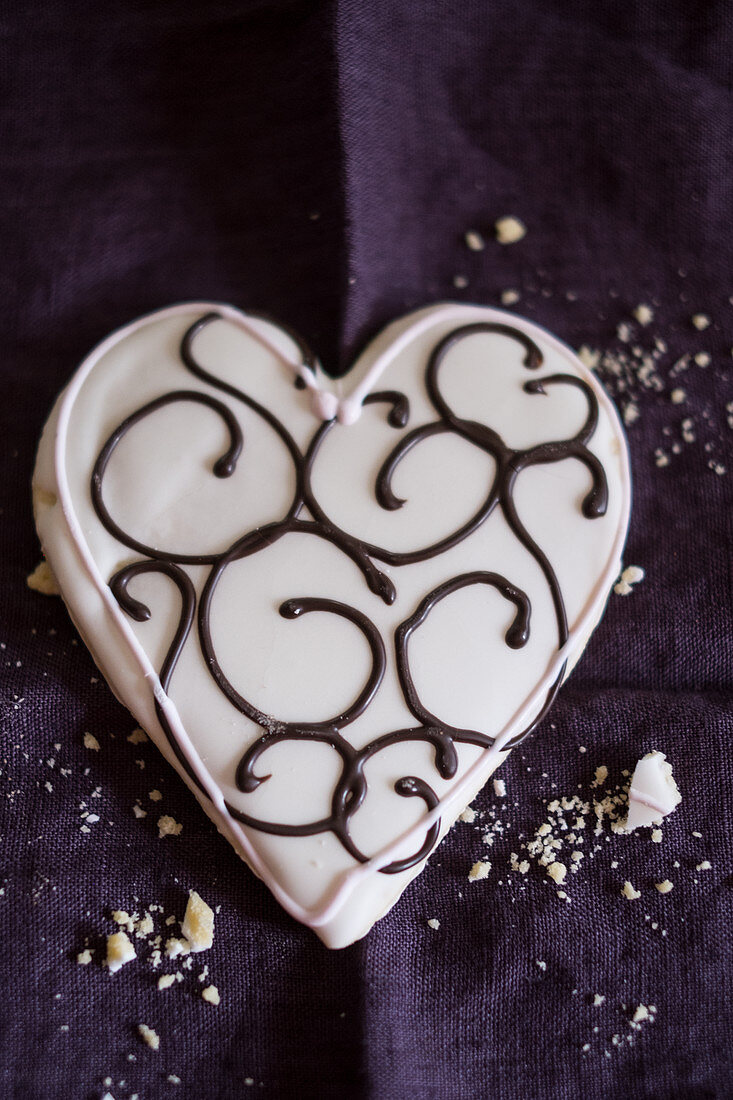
[91,311,608,874]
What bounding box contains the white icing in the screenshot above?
[33,301,631,947]
[625,750,681,831]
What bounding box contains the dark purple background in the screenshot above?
[1,2,732,1097]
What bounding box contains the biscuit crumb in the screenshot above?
[633,304,653,325]
[202,985,220,1005]
[696,860,712,871]
[495,216,526,244]
[468,861,492,881]
[427,918,440,930]
[149,789,163,802]
[158,815,182,838]
[577,346,600,370]
[27,561,60,596]
[158,974,176,990]
[493,778,507,798]
[83,732,100,752]
[501,290,520,306]
[127,728,148,744]
[547,861,567,885]
[593,994,605,1006]
[165,937,191,959]
[182,891,215,952]
[622,881,641,900]
[651,829,663,843]
[106,932,136,973]
[459,806,477,824]
[655,880,674,893]
[138,1023,160,1050]
[464,230,485,252]
[76,949,93,965]
[691,313,710,330]
[614,566,645,596]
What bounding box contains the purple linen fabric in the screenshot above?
[1,2,731,1097]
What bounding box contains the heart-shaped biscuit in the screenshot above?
[33,302,630,947]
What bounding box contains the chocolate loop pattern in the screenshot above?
[92,312,609,875]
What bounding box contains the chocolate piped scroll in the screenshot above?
[34,301,630,945]
[90,313,607,874]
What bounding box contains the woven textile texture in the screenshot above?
[1,2,731,1097]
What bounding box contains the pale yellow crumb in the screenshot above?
[138,1024,160,1050]
[182,891,215,952]
[577,346,600,370]
[427,918,440,930]
[83,732,100,752]
[691,313,710,330]
[633,304,653,325]
[468,861,492,882]
[27,561,60,596]
[655,880,674,894]
[76,949,93,965]
[135,914,154,938]
[495,215,526,244]
[464,229,485,251]
[202,985,220,1005]
[547,862,567,885]
[127,728,148,744]
[106,931,136,973]
[158,815,182,838]
[149,789,163,801]
[459,806,477,824]
[165,937,191,959]
[157,974,176,991]
[622,881,641,900]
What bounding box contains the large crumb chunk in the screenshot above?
[106,931,136,973]
[202,985,220,1005]
[624,751,681,831]
[547,861,567,884]
[182,891,215,953]
[158,815,182,838]
[138,1023,160,1050]
[468,861,492,882]
[622,881,641,900]
[27,560,60,596]
[495,215,526,244]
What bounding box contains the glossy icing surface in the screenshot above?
[33,302,630,947]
